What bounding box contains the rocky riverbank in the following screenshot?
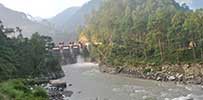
[45,80,74,100]
[30,78,74,100]
[28,70,73,100]
[99,63,203,85]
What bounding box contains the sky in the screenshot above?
[0,0,90,18]
[176,0,203,9]
[176,0,192,4]
[190,0,203,9]
[0,0,201,18]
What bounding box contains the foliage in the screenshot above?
[33,87,48,98]
[83,0,203,66]
[0,22,62,81]
[0,80,48,100]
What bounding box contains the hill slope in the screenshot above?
[50,7,80,29]
[50,0,102,41]
[0,4,60,38]
[83,0,201,65]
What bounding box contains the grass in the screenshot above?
[0,79,48,100]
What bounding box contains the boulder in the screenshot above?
[156,76,162,81]
[185,65,201,78]
[49,80,67,88]
[176,73,183,81]
[168,76,176,81]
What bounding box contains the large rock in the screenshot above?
[185,64,201,79]
[49,80,67,88]
[168,76,176,81]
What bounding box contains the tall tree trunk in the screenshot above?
[143,32,148,61]
[192,47,196,59]
[192,39,196,59]
[201,48,203,59]
[201,38,203,59]
[158,39,163,61]
[200,41,203,59]
[201,34,203,59]
[144,48,148,61]
[176,42,182,63]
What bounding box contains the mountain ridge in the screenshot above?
[1,0,203,42]
[0,3,61,39]
[50,7,80,29]
[49,0,102,41]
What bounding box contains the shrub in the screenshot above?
[0,80,48,100]
[33,87,48,98]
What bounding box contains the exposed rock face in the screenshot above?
[99,63,203,85]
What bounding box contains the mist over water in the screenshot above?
[76,55,85,63]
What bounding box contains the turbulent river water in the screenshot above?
[60,60,203,100]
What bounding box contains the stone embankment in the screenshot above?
[99,63,203,85]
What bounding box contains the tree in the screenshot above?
[83,0,203,66]
[0,21,62,80]
[182,12,201,59]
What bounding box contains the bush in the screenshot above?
[33,87,48,98]
[0,80,48,100]
[144,68,152,74]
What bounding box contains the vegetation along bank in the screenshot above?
[80,0,203,84]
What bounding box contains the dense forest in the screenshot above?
[0,20,62,81]
[82,0,203,66]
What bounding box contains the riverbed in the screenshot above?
[60,62,203,100]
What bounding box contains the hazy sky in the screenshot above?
[0,0,200,18]
[176,0,192,4]
[176,0,203,9]
[0,0,90,18]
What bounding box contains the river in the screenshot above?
[60,61,203,100]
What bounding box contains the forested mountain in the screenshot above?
[83,0,203,66]
[0,0,102,42]
[0,4,60,38]
[50,0,102,41]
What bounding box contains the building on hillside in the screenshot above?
[3,27,21,38]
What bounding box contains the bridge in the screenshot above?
[51,42,89,65]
